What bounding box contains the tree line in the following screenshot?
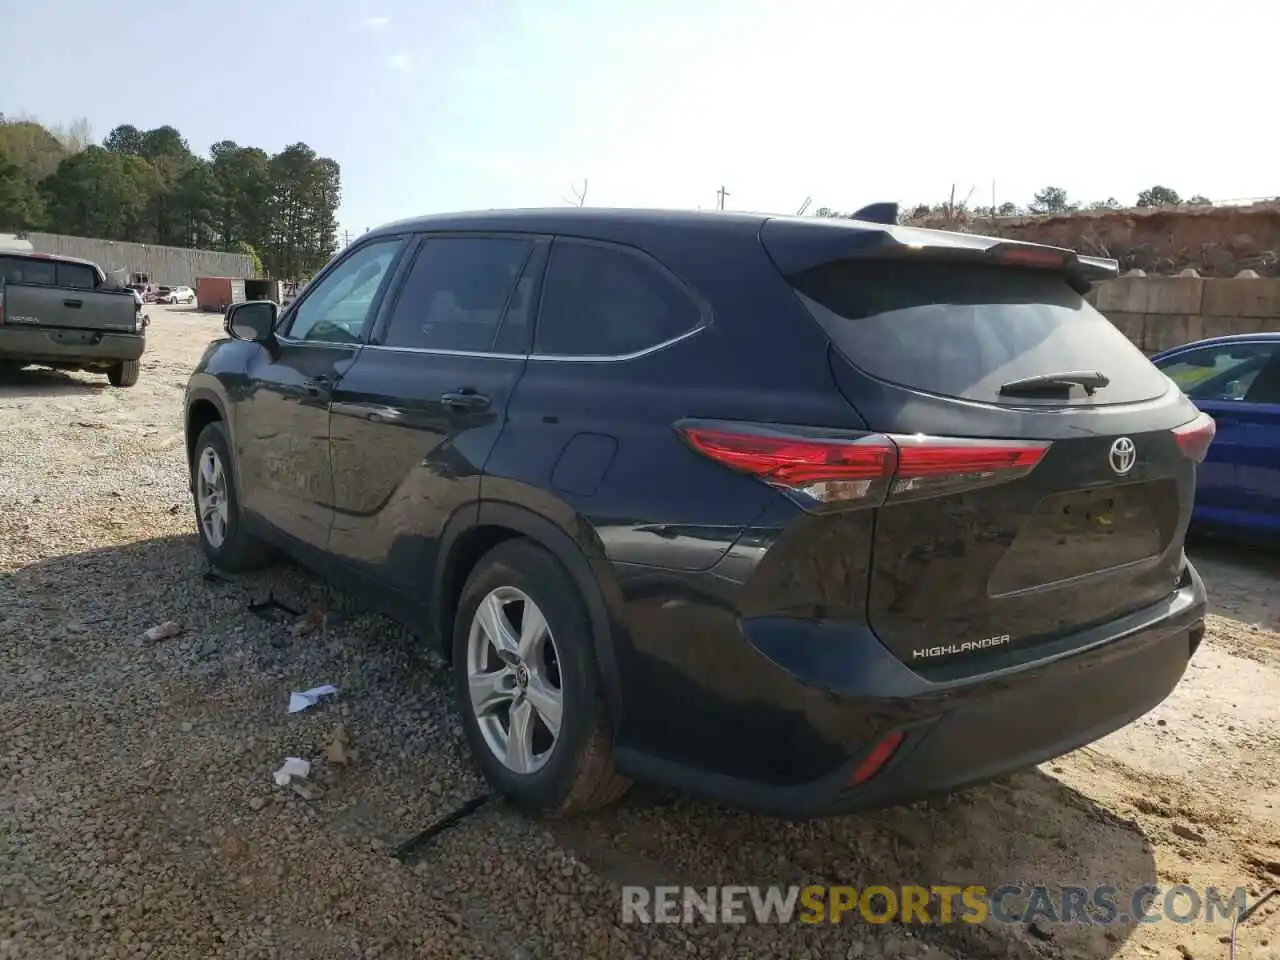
[816,184,1214,223]
[0,115,341,279]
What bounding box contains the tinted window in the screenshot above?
[534,241,701,357]
[792,260,1170,406]
[287,240,402,343]
[56,262,98,289]
[382,237,532,351]
[0,255,56,285]
[1155,342,1279,402]
[493,251,545,354]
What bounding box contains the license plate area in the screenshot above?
[48,330,105,346]
[990,482,1170,595]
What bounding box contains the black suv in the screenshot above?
[184,208,1211,819]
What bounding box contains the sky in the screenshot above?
[3,0,1274,242]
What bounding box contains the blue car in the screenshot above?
[1151,333,1280,540]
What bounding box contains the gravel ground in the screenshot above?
[1,306,1278,960]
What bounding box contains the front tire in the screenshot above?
[107,359,140,387]
[453,539,630,818]
[191,422,275,572]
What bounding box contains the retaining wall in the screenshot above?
[1088,272,1280,353]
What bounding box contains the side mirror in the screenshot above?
[226,300,279,345]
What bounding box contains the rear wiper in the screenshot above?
[999,370,1110,397]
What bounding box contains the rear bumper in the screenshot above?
[616,560,1206,819]
[0,326,145,364]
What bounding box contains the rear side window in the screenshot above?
[791,260,1170,405]
[382,237,532,352]
[534,240,701,357]
[56,262,98,289]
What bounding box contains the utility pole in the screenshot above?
[341,230,351,247]
[716,185,730,211]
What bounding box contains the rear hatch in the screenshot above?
[757,220,1212,672]
[0,254,138,334]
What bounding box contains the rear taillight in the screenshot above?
[889,435,1048,503]
[1173,412,1216,463]
[677,421,1050,509]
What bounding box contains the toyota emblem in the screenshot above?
[1109,437,1136,475]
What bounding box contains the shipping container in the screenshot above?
[196,276,247,313]
[244,278,283,303]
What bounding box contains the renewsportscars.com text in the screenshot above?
[621,884,1249,926]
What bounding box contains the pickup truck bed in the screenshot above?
[0,251,146,387]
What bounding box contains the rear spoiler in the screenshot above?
[761,216,1119,294]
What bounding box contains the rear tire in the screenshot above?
[191,422,275,572]
[453,539,630,818]
[107,359,140,387]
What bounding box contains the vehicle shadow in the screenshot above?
[1,533,1158,960]
[0,364,105,396]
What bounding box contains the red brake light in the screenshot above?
[678,427,896,485]
[990,244,1068,270]
[891,435,1049,502]
[677,422,1050,508]
[1173,412,1216,463]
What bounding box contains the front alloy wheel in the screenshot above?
[195,446,229,549]
[465,586,564,774]
[190,421,275,572]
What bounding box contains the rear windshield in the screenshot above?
[791,260,1169,405]
[0,255,98,289]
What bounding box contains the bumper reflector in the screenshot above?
[847,730,906,786]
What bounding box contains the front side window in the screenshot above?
[381,237,532,352]
[1155,342,1280,402]
[286,239,403,344]
[534,240,701,357]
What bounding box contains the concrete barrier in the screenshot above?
[1093,271,1279,353]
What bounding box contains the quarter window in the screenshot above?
[534,240,701,357]
[287,239,402,344]
[381,237,533,352]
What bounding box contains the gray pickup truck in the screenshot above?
[0,250,145,387]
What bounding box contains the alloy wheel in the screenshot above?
[465,586,564,774]
[195,446,229,549]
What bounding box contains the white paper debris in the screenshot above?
[142,621,183,642]
[272,757,311,786]
[287,684,338,714]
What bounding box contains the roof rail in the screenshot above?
[851,202,899,225]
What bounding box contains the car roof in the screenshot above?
[1152,332,1280,360]
[364,207,773,243]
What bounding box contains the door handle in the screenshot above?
[440,390,490,413]
[63,299,83,308]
